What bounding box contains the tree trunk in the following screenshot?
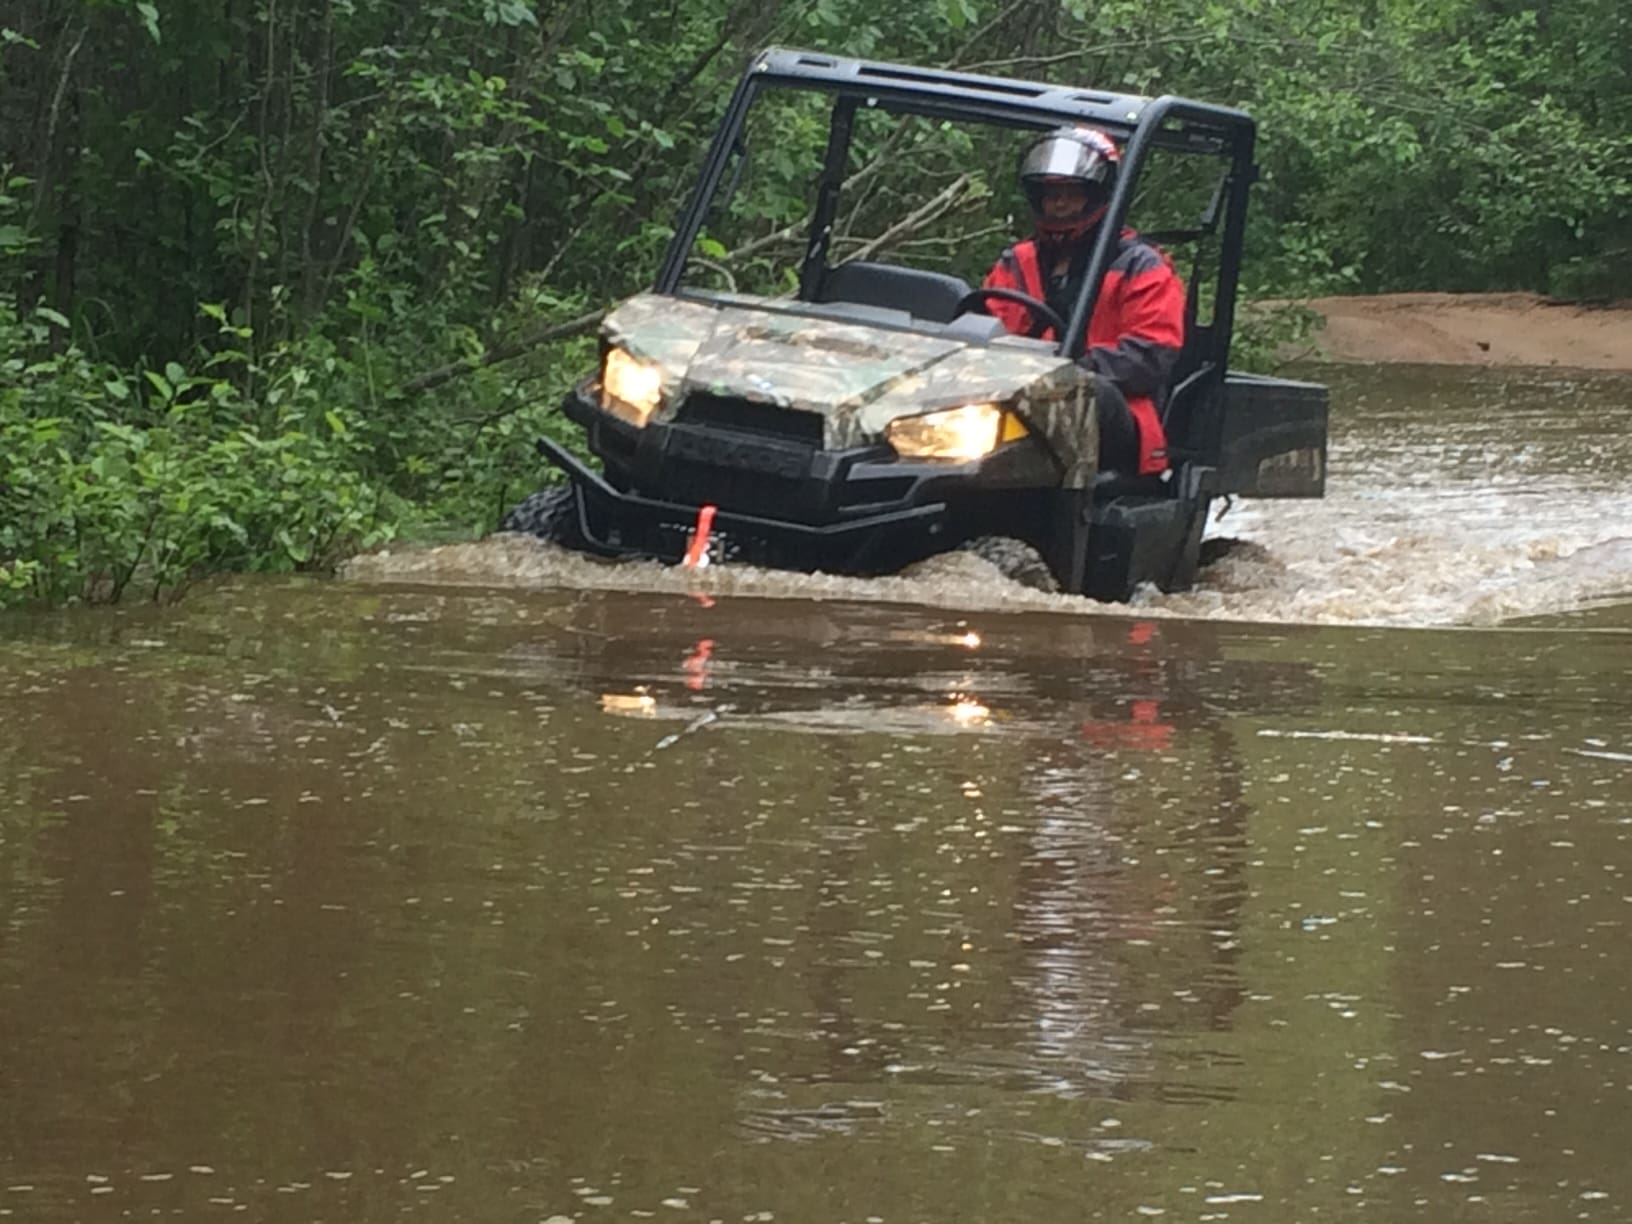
[300,0,335,316]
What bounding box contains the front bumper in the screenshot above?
[538,436,952,574]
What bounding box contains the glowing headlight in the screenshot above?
[886,403,1028,462]
[600,348,664,427]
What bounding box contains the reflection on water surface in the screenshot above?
[4,581,1631,1221]
[3,365,1632,1221]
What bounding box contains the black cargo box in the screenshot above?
[1210,373,1329,498]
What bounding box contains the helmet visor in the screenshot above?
[1020,136,1113,187]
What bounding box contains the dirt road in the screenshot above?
[1297,292,1632,369]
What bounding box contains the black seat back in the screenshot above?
[816,261,972,323]
[1159,273,1225,460]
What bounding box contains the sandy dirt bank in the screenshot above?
[1294,292,1632,370]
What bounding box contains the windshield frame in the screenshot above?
[653,48,1257,368]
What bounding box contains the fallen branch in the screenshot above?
[840,219,1011,254]
[734,171,975,267]
[843,173,974,263]
[400,307,604,396]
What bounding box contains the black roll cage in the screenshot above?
[654,47,1258,379]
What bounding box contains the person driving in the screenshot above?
[982,126,1184,475]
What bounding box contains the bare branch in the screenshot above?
[686,256,737,293]
[30,18,88,224]
[842,220,1012,254]
[941,0,1030,71]
[400,308,604,396]
[956,31,1222,75]
[843,174,974,264]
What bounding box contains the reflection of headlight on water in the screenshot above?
[601,692,658,717]
[946,697,990,727]
[888,629,983,649]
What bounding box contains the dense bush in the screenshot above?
[0,246,590,605]
[2,297,388,601]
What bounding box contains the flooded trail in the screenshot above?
[1168,364,1632,624]
[3,363,1632,1222]
[351,365,1632,628]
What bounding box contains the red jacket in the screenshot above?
[983,231,1184,475]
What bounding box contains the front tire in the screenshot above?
[958,535,1058,593]
[499,485,585,548]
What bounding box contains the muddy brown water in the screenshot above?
[2,365,1631,1221]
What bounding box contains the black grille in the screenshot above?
[675,394,825,446]
[657,462,819,519]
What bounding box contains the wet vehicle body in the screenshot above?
[510,49,1329,601]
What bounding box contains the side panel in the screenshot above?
[1213,372,1328,498]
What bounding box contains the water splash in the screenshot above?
[346,367,1632,628]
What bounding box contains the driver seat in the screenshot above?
[816,261,972,323]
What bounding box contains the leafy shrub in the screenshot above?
[0,278,590,608]
[1232,299,1326,373]
[1,301,401,606]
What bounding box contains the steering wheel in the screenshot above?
[955,287,1067,339]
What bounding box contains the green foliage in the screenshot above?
[0,299,400,605]
[0,272,598,608]
[5,0,1624,348]
[1232,300,1325,372]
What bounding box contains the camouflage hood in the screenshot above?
[600,293,1099,484]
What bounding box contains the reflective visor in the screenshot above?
[1019,136,1114,186]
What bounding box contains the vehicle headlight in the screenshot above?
[600,348,664,427]
[886,403,1028,462]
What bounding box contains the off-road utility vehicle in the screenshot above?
[503,48,1327,600]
